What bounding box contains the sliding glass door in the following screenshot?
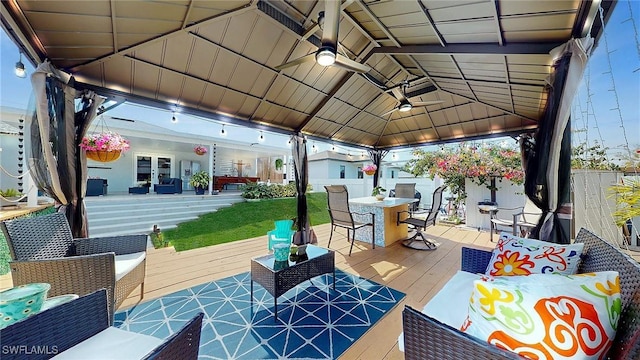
[134,153,174,185]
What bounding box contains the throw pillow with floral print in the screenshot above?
[462,271,621,360]
[485,233,584,276]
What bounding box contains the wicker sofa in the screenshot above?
[402,228,640,360]
[1,289,203,360]
[154,177,183,194]
[1,212,147,324]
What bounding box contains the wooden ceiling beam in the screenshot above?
[373,42,563,55]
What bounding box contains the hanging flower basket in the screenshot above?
[363,164,377,176]
[80,131,129,163]
[194,145,207,156]
[86,150,122,162]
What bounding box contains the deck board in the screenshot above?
[0,223,562,359]
[127,223,496,360]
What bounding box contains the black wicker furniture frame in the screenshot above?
[1,212,147,324]
[251,245,335,319]
[402,228,640,360]
[0,289,203,360]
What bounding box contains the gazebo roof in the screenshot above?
[1,0,615,149]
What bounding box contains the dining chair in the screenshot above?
[324,185,375,256]
[0,212,147,324]
[396,185,446,250]
[489,196,542,241]
[393,183,419,212]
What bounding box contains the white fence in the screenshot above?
[308,177,443,208]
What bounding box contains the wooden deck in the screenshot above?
[0,223,495,359]
[2,221,639,359]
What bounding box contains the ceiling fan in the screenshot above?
[381,81,444,116]
[275,0,371,73]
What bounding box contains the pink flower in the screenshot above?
[194,145,207,154]
[79,132,129,152]
[363,164,377,172]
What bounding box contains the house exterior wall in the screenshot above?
[86,138,259,194]
[0,134,20,191]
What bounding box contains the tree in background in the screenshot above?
[571,141,621,170]
[403,142,524,219]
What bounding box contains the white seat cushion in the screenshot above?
[114,252,146,281]
[52,327,162,359]
[398,270,481,352]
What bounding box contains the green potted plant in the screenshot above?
[275,158,284,171]
[371,186,386,201]
[189,171,211,195]
[0,188,23,208]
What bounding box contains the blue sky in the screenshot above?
[1,1,638,159]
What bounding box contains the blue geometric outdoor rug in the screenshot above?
[115,270,405,359]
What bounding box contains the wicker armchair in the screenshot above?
[402,227,640,359]
[1,289,203,360]
[0,212,147,324]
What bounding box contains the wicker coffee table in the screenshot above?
[250,245,335,319]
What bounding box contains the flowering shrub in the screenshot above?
[403,142,524,209]
[363,164,377,173]
[194,145,207,155]
[79,132,130,152]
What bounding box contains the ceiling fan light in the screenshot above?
[316,48,336,66]
[398,103,413,112]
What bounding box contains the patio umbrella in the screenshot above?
[524,37,593,244]
[30,60,103,238]
[291,133,314,245]
[368,149,389,188]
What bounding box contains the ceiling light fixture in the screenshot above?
[259,131,265,142]
[398,102,413,112]
[171,111,177,123]
[315,47,336,66]
[220,124,226,137]
[15,52,26,78]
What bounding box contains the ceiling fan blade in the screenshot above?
[301,23,320,41]
[334,54,371,73]
[322,0,340,47]
[391,87,406,101]
[380,108,398,117]
[412,100,445,106]
[275,53,316,70]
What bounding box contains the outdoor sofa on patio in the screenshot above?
[402,228,640,359]
[153,177,182,194]
[0,289,204,360]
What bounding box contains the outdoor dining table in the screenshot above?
[349,197,418,247]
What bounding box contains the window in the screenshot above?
[391,170,395,179]
[357,167,363,179]
[340,165,345,179]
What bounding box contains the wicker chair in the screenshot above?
[1,289,203,360]
[396,185,446,250]
[402,227,640,359]
[324,185,375,256]
[0,212,147,324]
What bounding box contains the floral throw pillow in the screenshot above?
[462,271,621,360]
[485,233,584,276]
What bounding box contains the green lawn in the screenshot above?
[166,192,330,252]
